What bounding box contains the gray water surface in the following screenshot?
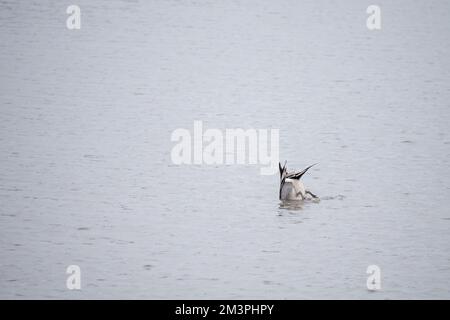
[1,0,449,299]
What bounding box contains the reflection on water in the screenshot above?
[279,200,304,211]
[278,197,321,211]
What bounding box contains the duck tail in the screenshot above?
[290,163,317,180]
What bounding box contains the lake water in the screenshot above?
[0,0,449,299]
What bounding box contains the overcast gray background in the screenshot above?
[0,0,449,299]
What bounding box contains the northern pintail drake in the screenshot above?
[279,161,318,201]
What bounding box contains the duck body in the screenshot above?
[279,162,318,201]
[280,178,306,200]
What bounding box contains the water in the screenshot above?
[1,0,449,299]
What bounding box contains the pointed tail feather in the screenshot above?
[287,163,317,180]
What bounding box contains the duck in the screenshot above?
[279,161,318,200]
